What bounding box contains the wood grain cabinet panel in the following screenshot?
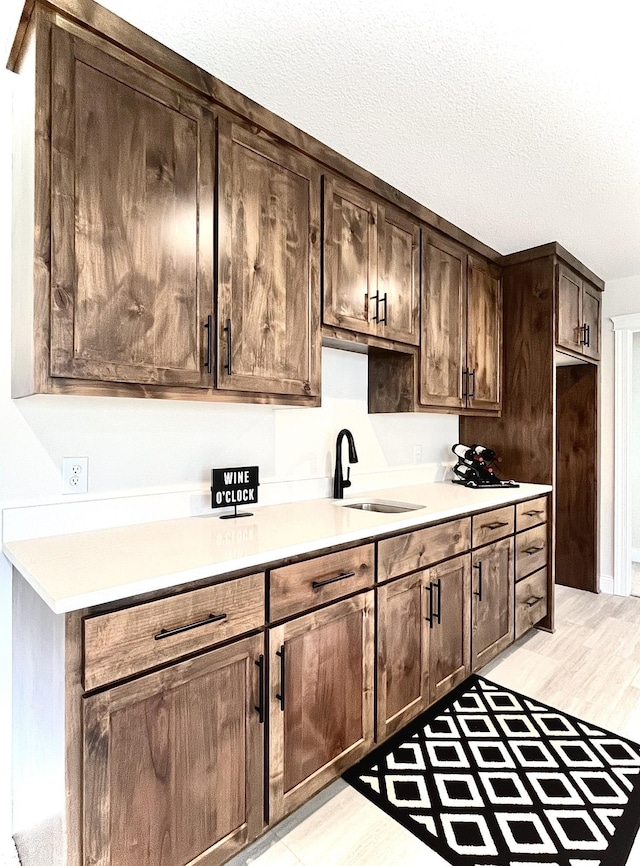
[268,592,374,822]
[323,176,419,345]
[377,518,471,582]
[376,572,429,741]
[472,505,515,549]
[516,496,548,532]
[420,232,467,409]
[376,203,420,345]
[427,554,471,704]
[471,536,514,671]
[556,264,601,361]
[83,573,265,691]
[323,175,378,337]
[467,255,502,412]
[218,117,321,398]
[50,27,215,388]
[83,634,265,866]
[515,568,548,639]
[270,545,374,621]
[516,524,548,581]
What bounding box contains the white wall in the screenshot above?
[0,10,460,843]
[600,277,640,586]
[633,332,640,557]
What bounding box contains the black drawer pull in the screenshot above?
[224,317,232,374]
[204,314,213,374]
[462,368,469,399]
[482,521,509,530]
[379,292,388,325]
[276,645,286,711]
[254,654,265,724]
[434,578,442,625]
[312,570,356,590]
[154,611,227,640]
[524,595,543,607]
[524,509,545,517]
[370,291,380,323]
[523,546,544,555]
[468,368,476,399]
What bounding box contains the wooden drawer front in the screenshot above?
[515,568,548,638]
[84,573,265,691]
[270,545,374,621]
[472,505,515,548]
[378,518,471,582]
[516,525,548,580]
[516,496,548,532]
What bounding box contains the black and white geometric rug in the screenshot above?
[344,675,640,865]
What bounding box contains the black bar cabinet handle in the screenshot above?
[525,596,543,608]
[586,324,591,347]
[473,562,483,601]
[276,645,286,711]
[380,292,388,325]
[224,318,232,374]
[579,323,588,345]
[425,582,434,627]
[370,292,380,323]
[154,611,227,641]
[204,314,213,374]
[435,578,442,624]
[312,570,356,590]
[462,368,468,399]
[468,369,476,399]
[524,509,545,517]
[524,546,544,555]
[482,521,509,530]
[254,655,265,724]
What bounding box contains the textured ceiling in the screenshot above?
[6,0,640,280]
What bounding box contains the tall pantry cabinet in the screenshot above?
[461,243,603,607]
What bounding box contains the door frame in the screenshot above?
[612,313,640,596]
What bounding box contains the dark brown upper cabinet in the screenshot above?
[323,176,419,345]
[50,27,216,389]
[218,117,322,399]
[421,235,502,414]
[556,263,601,361]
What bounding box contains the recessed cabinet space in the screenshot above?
[268,592,375,822]
[83,634,265,866]
[557,263,601,361]
[217,117,321,400]
[323,175,420,345]
[420,233,502,414]
[49,27,216,390]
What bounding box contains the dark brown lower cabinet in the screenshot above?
[268,592,375,822]
[471,537,514,670]
[83,634,265,866]
[427,554,471,703]
[376,571,429,741]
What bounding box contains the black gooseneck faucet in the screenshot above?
[333,428,358,499]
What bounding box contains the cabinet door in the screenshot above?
[427,554,471,704]
[377,572,429,742]
[269,592,374,822]
[50,28,215,388]
[376,203,420,345]
[471,537,514,671]
[420,233,467,409]
[218,117,321,397]
[83,634,264,866]
[556,264,583,354]
[467,255,502,412]
[582,283,601,361]
[323,176,378,336]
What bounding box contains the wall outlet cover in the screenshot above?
[62,457,88,494]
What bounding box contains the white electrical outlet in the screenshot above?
[62,457,88,494]
[413,444,423,464]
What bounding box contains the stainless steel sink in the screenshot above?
[341,499,424,514]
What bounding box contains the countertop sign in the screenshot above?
[211,466,259,519]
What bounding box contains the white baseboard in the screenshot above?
[600,575,615,594]
[632,547,640,563]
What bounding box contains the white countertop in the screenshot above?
[3,481,551,613]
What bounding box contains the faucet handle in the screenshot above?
[344,467,351,488]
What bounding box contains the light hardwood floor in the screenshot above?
[227,585,640,866]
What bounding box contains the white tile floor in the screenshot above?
[228,585,640,866]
